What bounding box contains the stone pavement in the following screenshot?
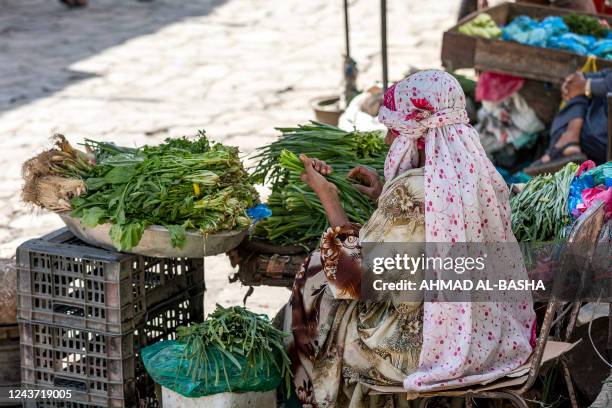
[0,0,458,316]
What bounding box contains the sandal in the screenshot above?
[59,0,88,7]
[524,141,587,176]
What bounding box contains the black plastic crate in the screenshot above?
[17,228,204,334]
[22,402,92,408]
[20,288,204,408]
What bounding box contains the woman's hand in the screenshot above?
[299,154,349,227]
[299,154,336,196]
[562,72,587,101]
[348,165,383,202]
[311,157,333,176]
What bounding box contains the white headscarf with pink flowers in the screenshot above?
[378,70,535,391]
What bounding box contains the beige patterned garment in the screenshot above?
[288,168,426,408]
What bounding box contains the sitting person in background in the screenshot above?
[526,69,610,175]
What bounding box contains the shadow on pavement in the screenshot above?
[0,0,226,114]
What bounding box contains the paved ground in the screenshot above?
[0,0,458,316]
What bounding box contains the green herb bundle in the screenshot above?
[252,122,386,185]
[69,132,258,251]
[251,122,387,246]
[563,14,609,38]
[510,163,578,241]
[176,305,291,393]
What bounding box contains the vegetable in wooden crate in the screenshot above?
[563,14,609,38]
[22,133,258,251]
[510,163,578,241]
[251,122,387,246]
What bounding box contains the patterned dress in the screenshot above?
[289,168,426,408]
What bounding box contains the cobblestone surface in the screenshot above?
[0,0,457,315]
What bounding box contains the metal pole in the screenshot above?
[343,0,350,58]
[381,0,389,91]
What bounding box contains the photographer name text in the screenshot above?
[372,279,545,291]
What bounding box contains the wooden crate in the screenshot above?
[228,239,308,288]
[442,2,612,82]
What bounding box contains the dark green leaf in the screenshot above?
[99,152,144,167]
[109,222,145,251]
[166,224,187,248]
[80,207,107,228]
[103,165,138,184]
[85,178,107,190]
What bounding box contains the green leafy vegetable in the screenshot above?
[166,224,187,249]
[109,222,145,252]
[252,122,387,246]
[563,13,609,38]
[68,133,258,251]
[177,305,291,393]
[103,165,138,184]
[510,163,578,241]
[80,207,107,228]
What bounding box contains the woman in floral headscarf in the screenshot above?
[288,70,535,407]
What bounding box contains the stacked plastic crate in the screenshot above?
[16,228,205,408]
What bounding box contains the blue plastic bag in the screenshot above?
[564,33,596,49]
[527,28,549,47]
[540,16,569,36]
[502,15,568,47]
[548,33,595,55]
[512,15,538,30]
[247,203,272,221]
[500,15,612,58]
[502,16,537,44]
[567,161,596,218]
[592,39,612,57]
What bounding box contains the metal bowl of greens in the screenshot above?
[59,212,248,258]
[27,133,259,258]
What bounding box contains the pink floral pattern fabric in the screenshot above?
[377,70,536,392]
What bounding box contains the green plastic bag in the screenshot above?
[141,340,283,398]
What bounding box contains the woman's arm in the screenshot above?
[299,154,349,227]
[317,184,350,227]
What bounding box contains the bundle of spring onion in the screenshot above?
[176,305,290,392]
[251,122,387,246]
[252,121,386,185]
[22,133,258,251]
[510,163,578,241]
